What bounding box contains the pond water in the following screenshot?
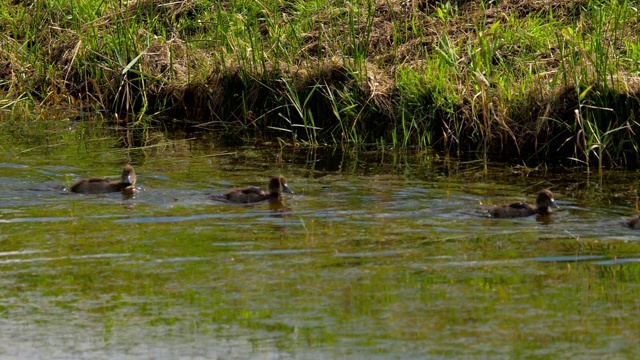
[0,120,639,359]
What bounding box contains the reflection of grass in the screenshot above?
[2,142,640,356]
[3,213,640,356]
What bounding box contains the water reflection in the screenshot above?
[529,255,605,263]
[0,132,640,358]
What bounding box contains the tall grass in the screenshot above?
[554,0,639,169]
[2,0,640,166]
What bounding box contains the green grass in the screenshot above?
[2,0,640,166]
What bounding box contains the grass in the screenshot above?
[2,0,640,166]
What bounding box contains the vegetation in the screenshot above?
[2,0,640,166]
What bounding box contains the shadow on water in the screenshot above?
[0,121,640,358]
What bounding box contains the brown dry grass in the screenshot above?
[4,0,640,162]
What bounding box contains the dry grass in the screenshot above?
[2,0,640,164]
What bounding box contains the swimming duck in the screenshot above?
[223,176,293,203]
[627,216,640,229]
[70,165,137,194]
[488,189,558,218]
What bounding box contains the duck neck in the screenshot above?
[537,206,550,215]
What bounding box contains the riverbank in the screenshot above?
[1,0,640,166]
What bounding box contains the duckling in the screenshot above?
[626,216,640,229]
[488,189,558,218]
[70,165,136,194]
[627,192,640,229]
[222,176,293,203]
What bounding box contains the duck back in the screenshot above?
[489,203,537,218]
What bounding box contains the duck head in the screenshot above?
[269,176,293,195]
[536,189,558,209]
[121,165,137,185]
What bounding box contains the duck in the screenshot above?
[222,176,293,203]
[488,189,558,218]
[627,216,640,229]
[70,165,137,194]
[626,193,640,229]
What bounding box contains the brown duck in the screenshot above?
[488,189,558,218]
[627,216,640,229]
[223,176,293,203]
[70,165,137,194]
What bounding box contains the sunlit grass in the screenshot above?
[2,0,640,166]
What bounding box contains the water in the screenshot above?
[0,121,639,358]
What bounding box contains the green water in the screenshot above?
[0,121,639,359]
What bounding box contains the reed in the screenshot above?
[2,0,640,166]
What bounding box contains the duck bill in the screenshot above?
[282,184,294,194]
[550,199,559,209]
